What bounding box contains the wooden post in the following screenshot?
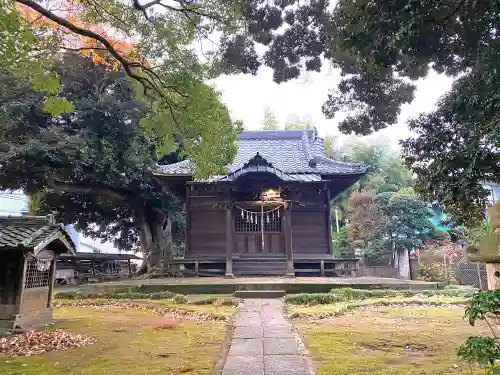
[127,259,132,279]
[320,260,325,277]
[326,184,333,256]
[47,256,57,308]
[225,205,234,278]
[185,185,191,256]
[284,204,294,277]
[477,262,484,290]
[91,259,96,278]
[16,255,28,308]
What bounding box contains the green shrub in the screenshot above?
[107,285,142,294]
[173,294,189,304]
[55,290,78,299]
[285,293,344,305]
[149,291,176,300]
[115,292,149,299]
[287,288,476,306]
[55,290,150,300]
[192,297,239,306]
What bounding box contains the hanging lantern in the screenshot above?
[241,209,244,218]
[262,189,281,202]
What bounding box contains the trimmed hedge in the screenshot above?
[55,290,151,300]
[285,287,476,305]
[54,289,239,306]
[191,297,240,306]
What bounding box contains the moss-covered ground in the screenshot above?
[295,302,491,375]
[0,301,234,375]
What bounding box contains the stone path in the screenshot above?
[222,299,309,375]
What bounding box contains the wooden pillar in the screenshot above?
[225,205,234,278]
[127,259,132,279]
[284,204,294,277]
[16,255,28,308]
[326,184,333,257]
[185,185,191,256]
[47,256,57,307]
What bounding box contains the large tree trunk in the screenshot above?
[136,210,174,276]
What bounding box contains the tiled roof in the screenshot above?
[156,129,367,181]
[0,216,76,254]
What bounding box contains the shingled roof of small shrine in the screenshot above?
[156,129,367,180]
[0,216,76,254]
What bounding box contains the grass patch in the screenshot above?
[54,298,237,319]
[298,306,491,375]
[0,304,230,375]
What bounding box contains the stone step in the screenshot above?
[234,290,286,298]
[236,283,287,291]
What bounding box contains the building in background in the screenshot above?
[0,190,80,250]
[484,182,500,205]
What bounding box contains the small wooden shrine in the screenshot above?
[0,216,75,329]
[156,129,368,276]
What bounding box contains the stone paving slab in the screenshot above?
[261,314,288,325]
[235,311,262,326]
[263,338,300,355]
[222,299,311,375]
[233,325,264,339]
[228,338,263,356]
[264,355,307,375]
[242,299,262,311]
[263,324,294,338]
[223,355,264,375]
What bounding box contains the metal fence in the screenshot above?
[444,254,488,290]
[412,251,488,290]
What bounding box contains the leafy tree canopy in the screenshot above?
[346,190,434,265]
[261,105,279,130]
[332,138,414,220]
[2,0,243,178]
[402,67,500,226]
[0,54,193,272]
[320,0,500,226]
[3,0,497,224]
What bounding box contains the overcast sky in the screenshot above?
[214,66,454,146]
[84,66,454,254]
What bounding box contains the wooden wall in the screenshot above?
[187,185,227,258]
[291,210,330,254]
[289,184,331,255]
[186,182,332,258]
